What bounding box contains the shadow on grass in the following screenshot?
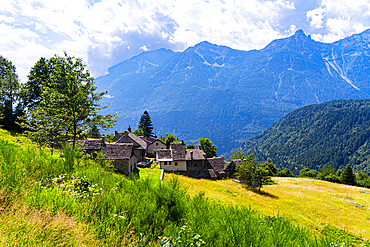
[242,184,279,199]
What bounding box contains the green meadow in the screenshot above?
[0,128,362,246]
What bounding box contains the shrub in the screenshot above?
[323,174,340,183]
[276,168,294,177]
[300,168,318,178]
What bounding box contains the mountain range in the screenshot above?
[95,29,370,154]
[237,99,370,175]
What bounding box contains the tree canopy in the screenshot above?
[199,138,217,158]
[159,133,179,146]
[24,52,116,149]
[138,110,154,138]
[0,56,22,130]
[235,155,271,192]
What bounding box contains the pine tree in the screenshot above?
[340,164,356,185]
[138,111,154,138]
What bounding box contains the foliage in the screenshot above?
[0,56,22,130]
[84,124,101,138]
[299,168,318,178]
[106,133,114,142]
[159,223,206,247]
[340,164,356,185]
[317,165,337,180]
[160,133,179,146]
[356,171,368,181]
[39,174,102,200]
[132,128,144,137]
[138,110,153,138]
[23,52,116,149]
[235,155,271,191]
[276,168,294,177]
[240,99,370,174]
[231,151,246,160]
[198,138,217,158]
[21,57,49,110]
[264,157,277,176]
[185,143,196,149]
[0,127,333,246]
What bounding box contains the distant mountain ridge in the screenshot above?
[95,29,370,154]
[237,99,370,175]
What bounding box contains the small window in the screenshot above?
[194,163,197,167]
[175,162,178,166]
[156,143,158,146]
[164,161,167,166]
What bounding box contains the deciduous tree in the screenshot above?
[24,52,116,149]
[159,133,179,146]
[199,138,217,158]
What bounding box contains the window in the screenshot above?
[194,163,197,167]
[175,162,178,166]
[156,143,158,146]
[164,161,167,165]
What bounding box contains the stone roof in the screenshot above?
[157,149,172,160]
[207,157,229,174]
[201,169,217,179]
[77,139,104,150]
[185,149,206,160]
[145,136,165,146]
[115,131,147,150]
[102,143,133,160]
[170,143,186,161]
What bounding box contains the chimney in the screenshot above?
[190,151,193,160]
[115,130,118,135]
[102,135,105,144]
[181,139,184,144]
[128,125,132,132]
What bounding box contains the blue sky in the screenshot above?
[1,0,370,82]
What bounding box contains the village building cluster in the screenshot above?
[78,127,241,179]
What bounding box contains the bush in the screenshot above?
[323,174,340,183]
[357,178,370,188]
[276,168,294,177]
[300,168,318,178]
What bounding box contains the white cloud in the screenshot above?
[1,0,370,83]
[306,0,370,42]
[307,7,326,29]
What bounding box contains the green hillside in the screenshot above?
[0,128,333,246]
[239,99,370,174]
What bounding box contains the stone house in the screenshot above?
[205,156,231,179]
[113,130,147,162]
[156,143,187,172]
[156,141,207,176]
[78,137,137,175]
[145,136,167,158]
[186,149,207,177]
[102,143,137,175]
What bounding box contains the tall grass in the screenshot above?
[0,129,334,246]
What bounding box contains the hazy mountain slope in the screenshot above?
[238,99,370,174]
[96,29,370,154]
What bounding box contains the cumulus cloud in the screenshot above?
[1,0,370,83]
[306,0,370,42]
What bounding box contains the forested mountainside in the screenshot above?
[95,29,370,154]
[238,99,370,175]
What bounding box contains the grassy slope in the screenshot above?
[165,174,370,242]
[0,128,359,246]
